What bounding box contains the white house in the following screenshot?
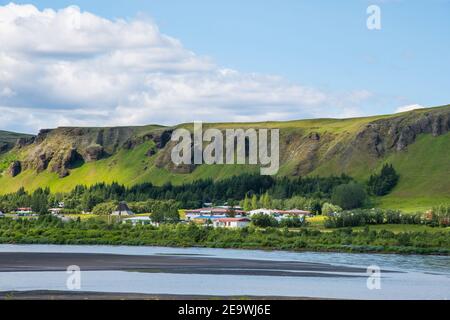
[49,208,63,214]
[16,207,33,215]
[123,216,158,226]
[212,217,251,229]
[248,209,278,216]
[279,209,312,218]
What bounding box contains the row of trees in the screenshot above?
[324,207,450,228]
[0,165,400,214]
[251,213,306,228]
[0,174,354,213]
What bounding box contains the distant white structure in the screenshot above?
[112,202,134,216]
[248,208,311,222]
[185,207,245,221]
[123,216,159,227]
[249,208,311,216]
[248,208,276,216]
[212,218,251,229]
[49,208,63,214]
[16,207,33,215]
[0,211,4,217]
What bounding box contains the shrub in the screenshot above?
[322,202,343,216]
[331,183,367,210]
[367,164,400,196]
[279,217,306,228]
[91,201,118,215]
[324,208,423,228]
[251,213,279,228]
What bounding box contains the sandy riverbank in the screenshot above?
[0,290,330,300]
[0,252,372,277]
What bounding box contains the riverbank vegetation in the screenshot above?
[0,216,448,255]
[324,206,450,229]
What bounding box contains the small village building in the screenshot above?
[249,208,311,217]
[111,202,134,216]
[248,208,311,222]
[185,207,246,221]
[190,215,226,225]
[16,207,33,215]
[213,217,251,229]
[278,209,312,218]
[123,216,157,226]
[49,208,63,214]
[248,209,278,216]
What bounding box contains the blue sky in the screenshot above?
[0,1,449,132]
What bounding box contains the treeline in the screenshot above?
[324,206,450,228]
[0,165,401,213]
[0,174,353,212]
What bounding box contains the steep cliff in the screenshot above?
[0,105,449,210]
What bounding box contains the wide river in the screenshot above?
[0,244,449,299]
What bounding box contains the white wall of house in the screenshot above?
[213,220,250,228]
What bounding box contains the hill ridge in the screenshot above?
[0,105,449,211]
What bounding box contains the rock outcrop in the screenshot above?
[85,144,104,162]
[7,160,22,177]
[353,108,450,156]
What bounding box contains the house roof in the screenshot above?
[186,207,246,214]
[124,217,151,221]
[249,208,311,215]
[115,202,132,212]
[192,215,226,220]
[216,218,251,222]
[278,209,311,215]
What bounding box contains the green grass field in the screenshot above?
[378,133,450,212]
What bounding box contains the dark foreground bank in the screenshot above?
[0,252,376,277]
[0,290,326,300]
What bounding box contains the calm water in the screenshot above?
[0,244,449,299]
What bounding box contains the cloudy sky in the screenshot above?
[0,1,449,133]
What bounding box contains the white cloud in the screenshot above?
[0,3,373,133]
[0,87,15,97]
[395,104,424,113]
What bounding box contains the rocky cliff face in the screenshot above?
[285,106,450,176]
[1,105,449,180]
[12,126,173,178]
[153,106,450,177]
[355,108,450,154]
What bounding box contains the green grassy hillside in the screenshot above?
[0,105,449,212]
[378,133,450,211]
